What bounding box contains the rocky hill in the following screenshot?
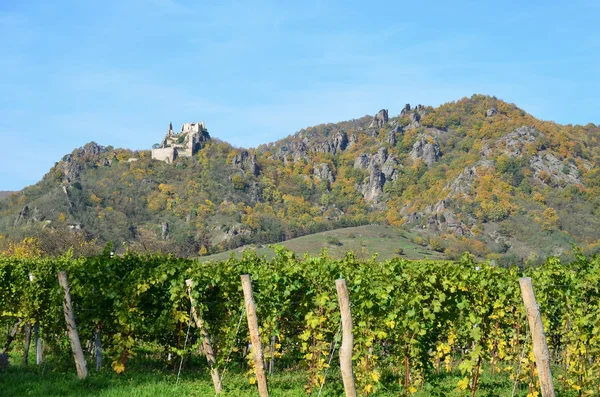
[2,94,600,264]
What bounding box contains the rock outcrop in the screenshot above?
[409,136,441,166]
[400,104,411,117]
[368,109,389,129]
[60,142,108,183]
[354,154,370,170]
[386,131,397,146]
[486,107,498,117]
[354,147,400,202]
[232,150,259,176]
[313,163,335,184]
[14,206,29,227]
[407,112,421,130]
[530,153,582,186]
[446,160,494,197]
[332,131,349,152]
[361,163,385,202]
[496,126,544,157]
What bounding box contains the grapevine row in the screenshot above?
[1,248,599,395]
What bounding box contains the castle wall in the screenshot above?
[152,122,208,162]
[151,147,176,163]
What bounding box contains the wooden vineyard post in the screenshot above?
[185,279,222,394]
[23,322,32,365]
[241,274,269,397]
[336,279,357,397]
[94,325,102,371]
[2,318,22,354]
[34,322,43,364]
[58,271,88,379]
[519,277,555,397]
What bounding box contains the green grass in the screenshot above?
[0,347,566,397]
[201,225,445,262]
[0,362,562,397]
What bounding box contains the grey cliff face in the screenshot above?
[386,131,397,146]
[313,163,335,184]
[354,154,369,170]
[332,131,349,152]
[409,135,441,166]
[496,126,544,157]
[368,109,389,129]
[232,150,259,176]
[530,153,582,187]
[361,163,385,202]
[446,161,494,197]
[354,147,400,202]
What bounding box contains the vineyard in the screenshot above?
[1,247,600,396]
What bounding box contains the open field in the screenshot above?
[201,225,444,262]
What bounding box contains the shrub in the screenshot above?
[326,236,342,246]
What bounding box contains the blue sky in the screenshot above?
[1,0,598,190]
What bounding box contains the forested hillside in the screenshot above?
[2,94,600,265]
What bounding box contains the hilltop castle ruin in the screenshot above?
[151,122,210,163]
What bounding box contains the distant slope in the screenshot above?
[200,225,445,262]
[0,191,15,200]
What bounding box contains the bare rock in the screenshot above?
[349,134,359,146]
[486,107,498,117]
[361,163,385,202]
[530,152,582,186]
[496,126,544,157]
[354,154,370,170]
[14,205,29,227]
[232,150,259,176]
[161,222,169,240]
[382,155,399,181]
[376,147,388,165]
[400,104,411,117]
[313,163,335,184]
[410,135,440,166]
[386,131,397,146]
[332,131,349,152]
[405,112,421,130]
[446,160,494,197]
[415,104,428,118]
[368,109,389,129]
[480,143,493,157]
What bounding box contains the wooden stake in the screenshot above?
[336,279,357,397]
[2,318,21,354]
[185,279,222,394]
[58,271,88,379]
[519,277,555,397]
[241,274,269,397]
[34,322,42,364]
[23,322,32,365]
[268,335,276,375]
[94,324,102,371]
